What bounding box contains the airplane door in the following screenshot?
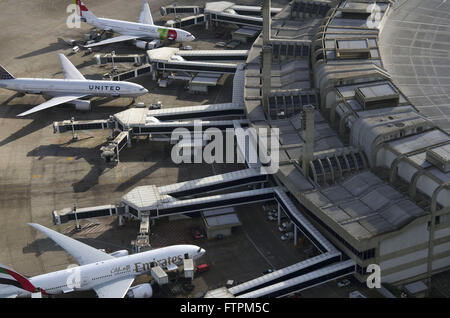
[81,276,89,288]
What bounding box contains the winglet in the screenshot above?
[0,264,37,293]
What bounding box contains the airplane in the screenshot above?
[0,53,148,117]
[0,223,206,298]
[75,0,196,49]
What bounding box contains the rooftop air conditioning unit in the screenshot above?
[355,83,400,109]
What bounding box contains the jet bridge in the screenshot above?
[158,168,268,198]
[235,260,356,298]
[100,130,131,163]
[149,48,239,74]
[155,60,238,74]
[108,49,242,85]
[160,5,204,16]
[176,50,249,62]
[129,119,248,136]
[207,10,262,28]
[53,118,113,134]
[146,103,245,121]
[123,187,278,219]
[52,168,269,223]
[53,113,248,137]
[160,3,282,17]
[53,115,249,161]
[165,14,206,29]
[95,53,146,65]
[160,2,282,31]
[52,204,120,225]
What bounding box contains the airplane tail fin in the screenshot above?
[138,0,154,25]
[0,264,37,293]
[74,0,97,20]
[0,65,14,80]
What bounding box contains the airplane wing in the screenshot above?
[58,54,85,80]
[28,223,114,266]
[84,35,142,48]
[93,277,135,298]
[17,94,88,117]
[138,0,154,25]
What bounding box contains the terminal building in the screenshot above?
[243,0,450,285]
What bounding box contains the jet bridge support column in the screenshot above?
[118,214,125,226]
[127,131,132,148]
[261,0,272,116]
[301,104,315,177]
[277,202,281,225]
[294,225,298,247]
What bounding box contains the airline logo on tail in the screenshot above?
[0,65,14,80]
[0,265,38,293]
[74,0,88,16]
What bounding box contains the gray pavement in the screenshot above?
[380,0,450,134]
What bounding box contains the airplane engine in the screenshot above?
[109,250,129,258]
[135,40,151,50]
[126,284,153,298]
[71,99,91,111]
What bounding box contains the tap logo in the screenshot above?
[168,29,178,41]
[157,28,178,40]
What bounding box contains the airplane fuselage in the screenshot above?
[1,245,203,297]
[0,78,146,98]
[87,17,195,42]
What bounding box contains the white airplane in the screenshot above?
[0,223,205,298]
[0,53,148,117]
[76,0,196,49]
